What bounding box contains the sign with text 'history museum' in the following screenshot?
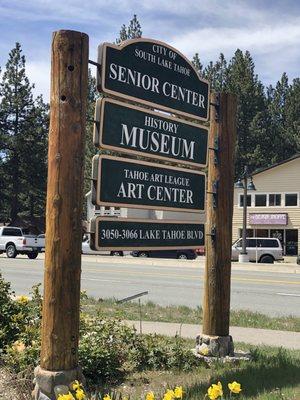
[90,217,205,251]
[97,39,210,121]
[94,98,208,168]
[92,155,206,212]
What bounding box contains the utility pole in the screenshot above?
[34,30,88,400]
[198,92,237,357]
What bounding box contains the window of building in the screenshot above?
[269,194,281,206]
[285,193,298,206]
[255,194,267,207]
[239,194,251,207]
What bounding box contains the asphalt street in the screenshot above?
[0,255,299,317]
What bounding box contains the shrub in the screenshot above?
[79,315,138,384]
[0,273,42,353]
[1,273,199,385]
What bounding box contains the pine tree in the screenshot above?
[20,96,49,218]
[192,53,203,76]
[283,77,300,156]
[203,53,228,92]
[0,43,48,221]
[226,49,267,175]
[115,14,142,43]
[83,68,98,217]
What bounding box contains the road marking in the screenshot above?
[277,292,300,297]
[82,267,300,286]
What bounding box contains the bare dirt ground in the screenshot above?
[0,367,31,400]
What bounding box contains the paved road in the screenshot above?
[0,255,299,317]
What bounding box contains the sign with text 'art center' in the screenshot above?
[91,155,206,212]
[97,38,210,121]
[90,217,205,251]
[94,98,208,168]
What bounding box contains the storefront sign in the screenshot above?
[97,39,209,121]
[249,213,288,225]
[90,217,205,251]
[94,98,208,168]
[92,155,206,212]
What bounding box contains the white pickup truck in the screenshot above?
[0,226,44,259]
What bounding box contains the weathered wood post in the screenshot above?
[197,92,237,357]
[34,30,88,400]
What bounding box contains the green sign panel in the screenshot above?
[94,98,208,168]
[92,155,206,212]
[90,217,205,251]
[97,39,210,121]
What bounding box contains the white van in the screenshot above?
[232,237,283,263]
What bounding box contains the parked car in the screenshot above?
[82,235,123,256]
[196,246,205,256]
[130,249,197,260]
[0,226,44,259]
[37,234,45,251]
[231,237,283,263]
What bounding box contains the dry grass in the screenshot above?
[81,297,300,332]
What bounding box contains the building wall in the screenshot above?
[233,157,300,254]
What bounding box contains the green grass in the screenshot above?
[81,295,300,332]
[93,343,300,400]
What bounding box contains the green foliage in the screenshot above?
[79,315,138,384]
[0,42,48,222]
[191,48,300,175]
[115,14,142,44]
[0,272,42,354]
[0,272,22,350]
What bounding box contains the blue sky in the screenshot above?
[1,0,300,101]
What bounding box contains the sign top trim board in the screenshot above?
[93,97,209,168]
[97,38,210,122]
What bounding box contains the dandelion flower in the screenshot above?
[174,386,183,399]
[75,388,86,400]
[228,381,242,394]
[207,382,223,400]
[16,295,29,304]
[71,381,81,391]
[146,392,155,400]
[163,389,175,400]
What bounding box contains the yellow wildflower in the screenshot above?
[174,386,183,399]
[103,394,112,400]
[17,295,29,304]
[75,388,86,400]
[71,381,81,391]
[228,381,242,394]
[207,382,223,400]
[57,393,75,400]
[146,392,155,400]
[12,340,25,352]
[163,389,175,400]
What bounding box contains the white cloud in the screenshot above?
[26,60,51,101]
[170,19,300,58]
[1,0,300,97]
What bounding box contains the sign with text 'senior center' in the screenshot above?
[94,98,208,168]
[97,38,210,121]
[90,217,205,251]
[92,155,206,212]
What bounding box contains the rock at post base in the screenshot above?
[33,366,85,400]
[194,333,251,364]
[196,333,234,357]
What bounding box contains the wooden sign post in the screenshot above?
[34,30,88,400]
[197,92,237,357]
